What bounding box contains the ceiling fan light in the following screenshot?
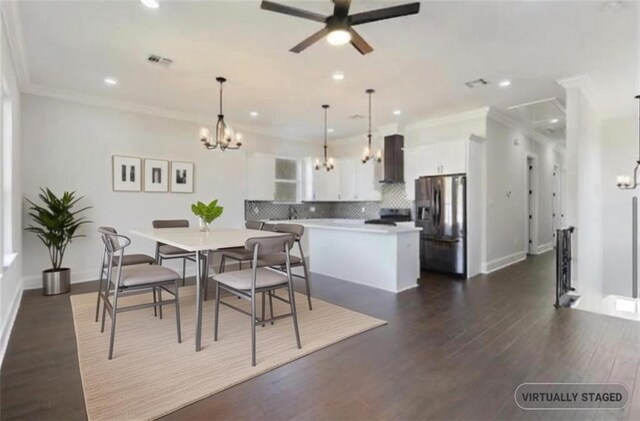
[327,29,351,46]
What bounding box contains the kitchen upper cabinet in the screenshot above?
[438,141,466,175]
[314,165,340,201]
[301,157,381,202]
[355,160,382,201]
[339,158,357,201]
[246,153,276,201]
[404,140,467,200]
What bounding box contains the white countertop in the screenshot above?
[266,218,422,234]
[130,227,288,251]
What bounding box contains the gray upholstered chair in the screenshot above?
[98,228,182,360]
[213,234,302,366]
[152,219,200,286]
[261,223,277,232]
[209,221,264,300]
[217,221,264,270]
[263,223,312,310]
[95,227,156,322]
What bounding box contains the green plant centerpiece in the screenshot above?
[191,199,224,232]
[25,188,92,295]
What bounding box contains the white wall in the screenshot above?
[562,80,604,298]
[484,113,563,272]
[601,117,637,296]
[20,94,316,288]
[0,15,23,363]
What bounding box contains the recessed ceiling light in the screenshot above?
[104,77,118,86]
[327,29,351,46]
[393,110,402,116]
[249,111,259,117]
[327,128,334,133]
[498,80,511,87]
[140,0,159,8]
[550,118,559,124]
[332,71,345,81]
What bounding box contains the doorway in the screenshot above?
[526,156,537,255]
[552,165,563,247]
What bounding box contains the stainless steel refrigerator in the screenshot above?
[415,175,466,277]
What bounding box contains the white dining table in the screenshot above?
[130,227,289,351]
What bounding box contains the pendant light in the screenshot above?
[315,105,335,171]
[362,89,382,164]
[616,95,640,189]
[199,77,243,151]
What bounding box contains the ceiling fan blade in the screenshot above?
[349,2,420,26]
[290,27,330,53]
[348,28,373,55]
[261,0,327,23]
[333,0,351,17]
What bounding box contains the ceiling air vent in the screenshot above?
[147,54,173,67]
[464,78,490,89]
[349,114,365,120]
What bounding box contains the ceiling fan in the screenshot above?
[260,0,420,55]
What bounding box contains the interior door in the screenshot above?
[527,157,535,255]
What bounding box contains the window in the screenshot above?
[2,84,13,258]
[274,158,298,202]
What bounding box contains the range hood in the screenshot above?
[380,134,404,183]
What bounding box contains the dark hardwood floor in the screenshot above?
[2,252,640,420]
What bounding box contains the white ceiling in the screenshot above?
[11,0,639,142]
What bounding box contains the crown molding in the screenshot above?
[22,82,318,145]
[556,74,606,118]
[405,107,490,132]
[488,106,564,152]
[1,0,30,88]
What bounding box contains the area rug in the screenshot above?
[70,285,386,420]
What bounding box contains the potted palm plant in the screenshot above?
[25,188,91,296]
[191,199,224,232]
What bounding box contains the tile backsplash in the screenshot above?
[245,183,414,221]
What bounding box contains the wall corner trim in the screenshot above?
[0,278,24,367]
[1,0,30,89]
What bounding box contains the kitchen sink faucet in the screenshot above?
[288,205,298,220]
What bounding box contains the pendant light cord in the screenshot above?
[637,95,640,163]
[219,80,224,116]
[323,105,329,161]
[366,89,374,151]
[368,91,372,148]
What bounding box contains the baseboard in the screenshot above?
[0,278,23,367]
[535,242,554,255]
[482,251,527,274]
[22,269,99,290]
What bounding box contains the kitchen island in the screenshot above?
[268,219,421,293]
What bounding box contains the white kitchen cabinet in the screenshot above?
[404,140,467,200]
[339,158,357,201]
[246,153,275,201]
[302,156,381,202]
[355,160,382,200]
[313,164,340,201]
[438,141,466,175]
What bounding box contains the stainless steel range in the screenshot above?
[364,208,412,226]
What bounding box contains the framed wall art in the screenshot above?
[144,159,169,192]
[112,155,142,192]
[170,161,194,193]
